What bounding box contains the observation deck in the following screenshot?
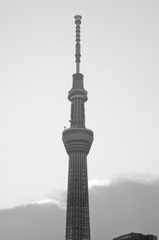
[62,127,94,154]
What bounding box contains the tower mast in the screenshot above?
[63,16,94,240]
[75,15,81,73]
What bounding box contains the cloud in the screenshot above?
[0,202,65,240]
[89,179,112,188]
[0,177,158,240]
[111,174,159,184]
[90,177,159,240]
[28,197,66,209]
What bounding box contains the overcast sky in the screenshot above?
[0,0,159,222]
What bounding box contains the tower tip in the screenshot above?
[74,15,82,73]
[74,15,82,20]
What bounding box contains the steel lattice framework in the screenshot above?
[62,16,94,240]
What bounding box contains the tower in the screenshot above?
[62,15,94,240]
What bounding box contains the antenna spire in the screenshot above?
[75,15,82,73]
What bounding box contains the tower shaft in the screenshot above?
[63,16,94,240]
[66,151,90,240]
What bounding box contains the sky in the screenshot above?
[0,0,159,236]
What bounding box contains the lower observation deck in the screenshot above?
[62,127,94,154]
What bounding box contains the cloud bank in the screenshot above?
[90,177,159,240]
[0,178,158,240]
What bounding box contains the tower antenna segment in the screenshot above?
[75,15,82,73]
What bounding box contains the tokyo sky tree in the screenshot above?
[62,15,94,240]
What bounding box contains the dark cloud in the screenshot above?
[90,178,159,240]
[0,203,65,240]
[0,178,158,240]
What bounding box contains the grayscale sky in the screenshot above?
[0,0,159,214]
